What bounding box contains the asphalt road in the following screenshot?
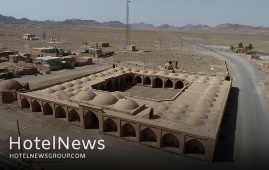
[200,45,269,169]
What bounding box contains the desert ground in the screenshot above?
[1,24,269,169]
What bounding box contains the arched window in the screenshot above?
[32,100,41,112]
[184,139,205,155]
[121,123,136,137]
[154,78,163,88]
[21,98,30,108]
[43,103,53,115]
[140,128,157,142]
[162,133,179,148]
[55,106,66,118]
[103,118,117,132]
[84,111,99,129]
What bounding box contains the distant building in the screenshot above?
[23,34,35,40]
[6,63,38,76]
[33,56,62,65]
[98,42,109,48]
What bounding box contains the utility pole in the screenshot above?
[125,0,131,47]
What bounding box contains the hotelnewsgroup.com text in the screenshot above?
[9,136,105,159]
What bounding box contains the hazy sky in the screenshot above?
[0,0,268,27]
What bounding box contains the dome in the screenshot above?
[124,68,132,71]
[211,77,223,85]
[0,80,23,91]
[108,68,118,73]
[80,77,90,83]
[57,91,69,100]
[167,113,181,120]
[63,87,74,93]
[73,89,82,95]
[73,85,82,89]
[103,71,111,75]
[114,98,139,110]
[169,73,178,77]
[156,104,168,111]
[193,104,211,113]
[62,82,74,88]
[205,91,218,97]
[88,75,97,79]
[140,70,148,73]
[71,79,83,85]
[189,112,209,119]
[132,68,139,72]
[92,93,118,106]
[199,76,209,80]
[113,92,125,99]
[116,67,124,70]
[188,75,198,81]
[148,70,156,74]
[118,70,126,73]
[186,118,205,126]
[200,95,216,102]
[178,103,188,109]
[53,85,65,91]
[96,73,105,77]
[197,79,207,84]
[81,86,90,91]
[42,88,55,94]
[75,90,96,101]
[196,99,213,107]
[172,108,185,114]
[157,71,168,75]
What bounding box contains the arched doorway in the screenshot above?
[184,139,205,155]
[84,111,99,129]
[32,100,41,112]
[114,79,119,90]
[43,103,53,115]
[106,80,113,92]
[121,123,136,137]
[140,128,157,142]
[162,133,179,148]
[145,77,151,86]
[176,81,184,89]
[154,78,163,88]
[99,84,105,91]
[120,77,124,87]
[21,98,30,108]
[68,110,80,122]
[125,75,133,84]
[55,106,66,118]
[136,76,142,84]
[103,118,117,132]
[166,79,173,88]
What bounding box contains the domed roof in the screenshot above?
[66,92,74,97]
[108,68,118,73]
[186,118,205,126]
[71,79,83,85]
[124,68,132,71]
[132,68,139,72]
[62,82,74,88]
[178,103,188,108]
[73,85,82,89]
[172,108,185,114]
[167,113,181,120]
[114,98,139,110]
[88,75,97,79]
[53,85,65,91]
[205,90,218,97]
[73,89,82,95]
[81,86,90,91]
[200,95,216,102]
[196,99,213,107]
[57,91,69,100]
[210,77,223,85]
[189,111,209,119]
[80,77,90,83]
[113,92,125,99]
[103,71,111,75]
[197,79,207,84]
[63,87,73,93]
[0,80,23,91]
[42,88,55,94]
[118,70,126,73]
[96,73,105,77]
[157,70,168,75]
[148,70,156,74]
[140,70,148,73]
[178,74,188,79]
[169,73,178,77]
[75,90,96,101]
[116,67,124,70]
[92,93,118,106]
[199,76,209,80]
[156,104,169,111]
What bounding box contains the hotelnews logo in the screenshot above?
[9,136,105,159]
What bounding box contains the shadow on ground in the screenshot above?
[213,87,239,162]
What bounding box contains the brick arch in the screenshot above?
[84,111,99,129]
[21,98,30,108]
[162,133,179,148]
[166,79,173,88]
[121,123,136,137]
[114,79,119,90]
[144,76,151,86]
[125,75,133,85]
[184,139,205,155]
[154,77,163,88]
[120,76,125,87]
[68,109,80,122]
[103,118,117,132]
[32,100,41,112]
[55,106,66,118]
[175,80,184,89]
[135,76,142,84]
[140,128,157,142]
[43,103,53,115]
[106,80,114,92]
